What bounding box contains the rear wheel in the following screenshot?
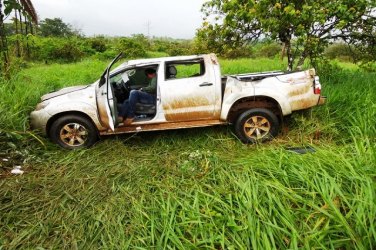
[49,115,98,149]
[234,108,280,144]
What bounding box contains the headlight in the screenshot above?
[35,101,50,111]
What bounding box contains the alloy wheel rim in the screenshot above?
[243,116,271,140]
[60,123,88,147]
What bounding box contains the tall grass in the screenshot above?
[0,58,375,249]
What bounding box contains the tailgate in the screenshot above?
[276,69,325,111]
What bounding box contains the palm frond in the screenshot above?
[19,0,38,24]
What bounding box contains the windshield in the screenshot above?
[110,70,130,85]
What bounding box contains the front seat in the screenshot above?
[166,65,177,79]
[135,102,155,115]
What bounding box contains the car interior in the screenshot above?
[110,66,159,122]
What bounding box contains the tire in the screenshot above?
[234,108,280,144]
[49,115,98,149]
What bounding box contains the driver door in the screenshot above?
[97,53,123,131]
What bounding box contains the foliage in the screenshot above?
[254,42,282,58]
[89,36,107,53]
[3,22,15,36]
[38,18,78,37]
[1,0,38,78]
[167,40,193,56]
[193,22,229,55]
[2,0,37,23]
[324,43,361,62]
[115,35,148,59]
[193,25,252,58]
[29,36,84,62]
[201,0,376,70]
[151,38,194,56]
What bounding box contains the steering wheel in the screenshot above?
[120,79,131,93]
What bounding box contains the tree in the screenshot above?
[344,13,376,67]
[200,0,376,70]
[116,35,148,58]
[1,0,38,77]
[38,18,77,37]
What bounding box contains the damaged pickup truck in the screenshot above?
[30,53,326,149]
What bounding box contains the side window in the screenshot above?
[129,66,158,88]
[165,59,205,80]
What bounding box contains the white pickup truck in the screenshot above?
[30,53,326,149]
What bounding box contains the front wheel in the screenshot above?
[234,108,280,144]
[49,115,98,149]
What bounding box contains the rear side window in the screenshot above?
[165,59,205,80]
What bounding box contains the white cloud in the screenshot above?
[32,0,207,38]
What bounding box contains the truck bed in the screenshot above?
[222,71,284,82]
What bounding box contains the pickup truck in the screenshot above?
[30,53,326,149]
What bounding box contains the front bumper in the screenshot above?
[30,109,52,135]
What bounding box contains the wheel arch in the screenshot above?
[46,111,99,138]
[226,96,283,124]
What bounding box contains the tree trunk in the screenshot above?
[279,30,293,71]
[0,0,10,78]
[285,41,293,71]
[14,11,21,57]
[19,10,24,35]
[25,15,30,58]
[296,50,307,70]
[29,21,34,35]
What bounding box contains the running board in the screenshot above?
[100,120,227,135]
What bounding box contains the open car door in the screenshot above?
[97,53,123,131]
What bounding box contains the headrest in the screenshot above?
[167,65,177,76]
[145,68,156,75]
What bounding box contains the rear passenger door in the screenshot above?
[159,58,216,122]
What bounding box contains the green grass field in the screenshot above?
[0,58,375,249]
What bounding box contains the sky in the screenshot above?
[31,0,208,39]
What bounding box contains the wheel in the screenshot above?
[49,115,98,149]
[234,108,280,144]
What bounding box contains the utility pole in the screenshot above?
[146,20,151,39]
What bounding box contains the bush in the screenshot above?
[359,61,376,72]
[324,43,361,62]
[254,42,282,58]
[89,37,107,53]
[221,46,253,58]
[92,50,118,60]
[28,37,85,62]
[167,41,193,56]
[51,41,84,62]
[151,39,172,53]
[116,37,147,59]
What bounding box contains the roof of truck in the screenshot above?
[111,54,215,74]
[128,54,213,65]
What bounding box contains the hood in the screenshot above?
[41,85,89,101]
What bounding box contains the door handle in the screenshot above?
[199,82,213,87]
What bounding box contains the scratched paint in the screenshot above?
[102,119,226,135]
[162,96,216,121]
[163,96,211,109]
[290,93,320,110]
[288,82,312,97]
[164,110,214,121]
